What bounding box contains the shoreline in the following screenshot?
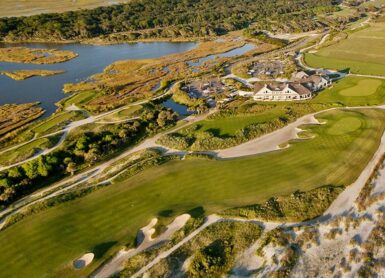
[0,37,202,46]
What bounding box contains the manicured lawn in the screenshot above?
[339,79,382,96]
[60,90,100,109]
[117,106,142,117]
[327,117,362,135]
[304,22,385,76]
[1,108,385,277]
[103,105,143,121]
[33,111,84,135]
[184,110,282,136]
[312,76,385,106]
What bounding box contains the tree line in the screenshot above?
[0,104,178,207]
[0,0,336,41]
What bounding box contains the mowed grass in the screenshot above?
[33,111,84,135]
[59,90,100,109]
[1,108,385,277]
[304,22,385,76]
[327,117,362,135]
[312,76,385,106]
[0,0,129,17]
[103,105,143,121]
[181,107,285,137]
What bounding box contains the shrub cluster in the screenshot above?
[221,185,344,222]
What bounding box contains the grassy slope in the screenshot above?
[304,23,385,75]
[1,108,385,277]
[0,137,56,165]
[183,110,282,136]
[33,111,84,135]
[59,90,99,109]
[0,0,129,18]
[311,76,385,106]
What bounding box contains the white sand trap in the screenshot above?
[217,113,320,158]
[137,218,158,245]
[73,253,94,269]
[165,214,191,234]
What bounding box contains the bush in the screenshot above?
[221,185,344,222]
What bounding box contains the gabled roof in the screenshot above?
[301,74,330,86]
[293,71,309,80]
[289,83,312,96]
[254,82,311,96]
[254,83,265,93]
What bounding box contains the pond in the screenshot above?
[0,42,197,116]
[161,98,193,116]
[187,43,255,67]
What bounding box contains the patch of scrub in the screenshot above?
[73,253,94,269]
[339,79,382,96]
[327,117,362,135]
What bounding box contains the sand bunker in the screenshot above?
[73,253,94,269]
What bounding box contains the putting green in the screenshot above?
[312,76,385,106]
[327,116,362,135]
[1,109,385,277]
[339,79,382,96]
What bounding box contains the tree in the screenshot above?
[7,167,23,179]
[66,162,77,175]
[76,135,90,150]
[0,187,15,202]
[0,178,11,188]
[37,157,51,177]
[22,161,39,180]
[84,148,100,165]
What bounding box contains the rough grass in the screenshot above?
[304,22,385,76]
[0,136,59,165]
[0,109,385,277]
[312,76,385,106]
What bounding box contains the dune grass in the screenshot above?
[0,108,384,277]
[312,76,385,106]
[304,22,385,76]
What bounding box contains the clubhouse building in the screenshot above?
[239,71,332,101]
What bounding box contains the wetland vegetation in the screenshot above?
[0,69,64,80]
[0,47,77,64]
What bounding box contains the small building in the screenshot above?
[301,74,331,91]
[292,71,332,91]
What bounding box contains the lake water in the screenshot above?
[0,42,197,116]
[187,43,255,68]
[161,98,193,116]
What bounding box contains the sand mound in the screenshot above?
[73,253,94,269]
